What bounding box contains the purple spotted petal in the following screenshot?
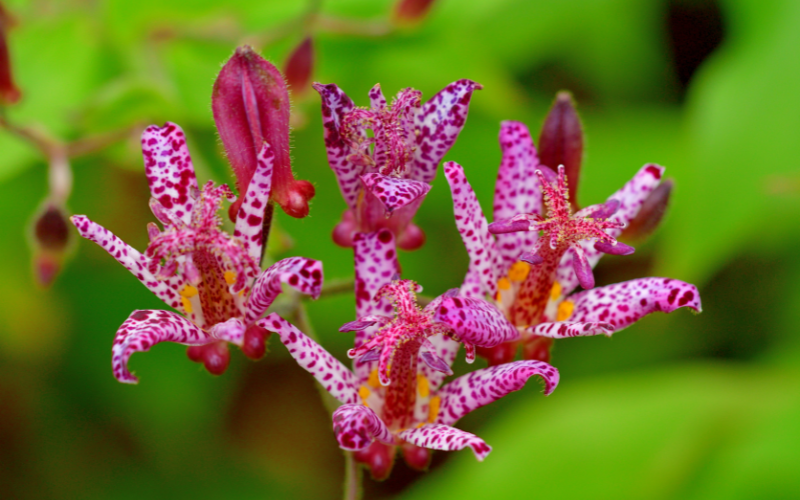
[233,142,274,263]
[70,216,184,311]
[444,161,499,299]
[556,164,666,296]
[332,404,395,451]
[435,360,560,426]
[259,313,359,404]
[361,173,431,215]
[141,122,198,225]
[531,321,614,338]
[245,257,323,323]
[208,317,246,345]
[572,245,595,290]
[368,83,387,109]
[493,121,543,269]
[397,424,491,461]
[411,79,482,184]
[353,230,399,321]
[113,309,213,384]
[434,296,519,347]
[561,278,701,334]
[313,82,361,209]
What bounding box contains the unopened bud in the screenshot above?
[284,37,314,98]
[621,179,673,241]
[212,45,314,219]
[187,342,231,376]
[0,3,21,105]
[401,442,431,471]
[539,91,583,209]
[393,0,437,26]
[353,441,395,481]
[31,204,70,287]
[241,324,270,360]
[477,341,519,366]
[523,336,553,363]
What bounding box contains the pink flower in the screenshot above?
[444,120,701,365]
[71,123,322,383]
[259,230,558,476]
[315,80,481,250]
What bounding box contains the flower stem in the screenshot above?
[343,451,363,500]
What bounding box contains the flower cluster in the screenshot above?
[71,46,701,481]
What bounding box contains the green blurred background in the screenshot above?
[2,0,799,498]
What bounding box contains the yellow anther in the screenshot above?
[416,422,425,428]
[224,271,237,285]
[509,261,531,282]
[495,291,502,302]
[498,277,511,290]
[180,296,193,314]
[181,284,198,298]
[557,300,574,322]
[428,396,441,423]
[550,282,562,301]
[358,385,371,401]
[368,369,381,388]
[417,374,430,398]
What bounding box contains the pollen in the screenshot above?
[180,296,193,314]
[508,261,531,281]
[358,385,371,401]
[417,374,430,398]
[428,395,441,423]
[368,368,381,388]
[224,271,237,285]
[498,277,511,290]
[181,284,198,298]
[550,282,562,301]
[557,300,574,322]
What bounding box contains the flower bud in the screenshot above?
[212,45,314,219]
[0,3,21,105]
[523,336,553,364]
[620,179,673,241]
[477,341,519,366]
[393,0,437,26]
[187,342,231,376]
[401,442,431,471]
[241,324,271,360]
[353,441,395,481]
[283,37,314,98]
[538,91,583,209]
[31,203,70,287]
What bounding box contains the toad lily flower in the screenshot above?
[258,230,558,478]
[315,79,481,250]
[71,122,322,383]
[445,120,701,365]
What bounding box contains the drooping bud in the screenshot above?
[353,441,396,481]
[283,37,314,98]
[31,203,70,287]
[0,3,21,105]
[476,341,519,367]
[241,324,271,360]
[401,442,431,471]
[538,91,583,209]
[392,0,437,26]
[620,179,674,241]
[212,45,314,219]
[523,336,553,364]
[187,342,231,375]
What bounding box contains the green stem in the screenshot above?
[343,451,363,500]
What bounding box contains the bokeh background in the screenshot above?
[2,0,799,498]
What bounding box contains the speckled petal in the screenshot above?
[354,229,399,324]
[531,321,614,338]
[209,317,246,345]
[233,142,274,263]
[444,161,499,299]
[332,404,395,451]
[141,122,198,225]
[246,257,323,323]
[113,309,213,384]
[368,83,387,109]
[435,360,559,426]
[397,424,491,461]
[314,82,362,209]
[493,121,542,269]
[556,164,666,296]
[259,313,359,404]
[71,215,183,311]
[411,80,482,184]
[434,296,518,347]
[361,173,431,215]
[561,278,701,334]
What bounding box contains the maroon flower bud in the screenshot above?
[538,91,583,209]
[187,342,231,376]
[283,37,314,98]
[31,203,70,287]
[523,336,553,364]
[354,441,395,481]
[393,0,437,26]
[212,45,314,219]
[401,442,431,471]
[0,3,21,105]
[241,324,271,360]
[477,341,519,366]
[621,178,673,240]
